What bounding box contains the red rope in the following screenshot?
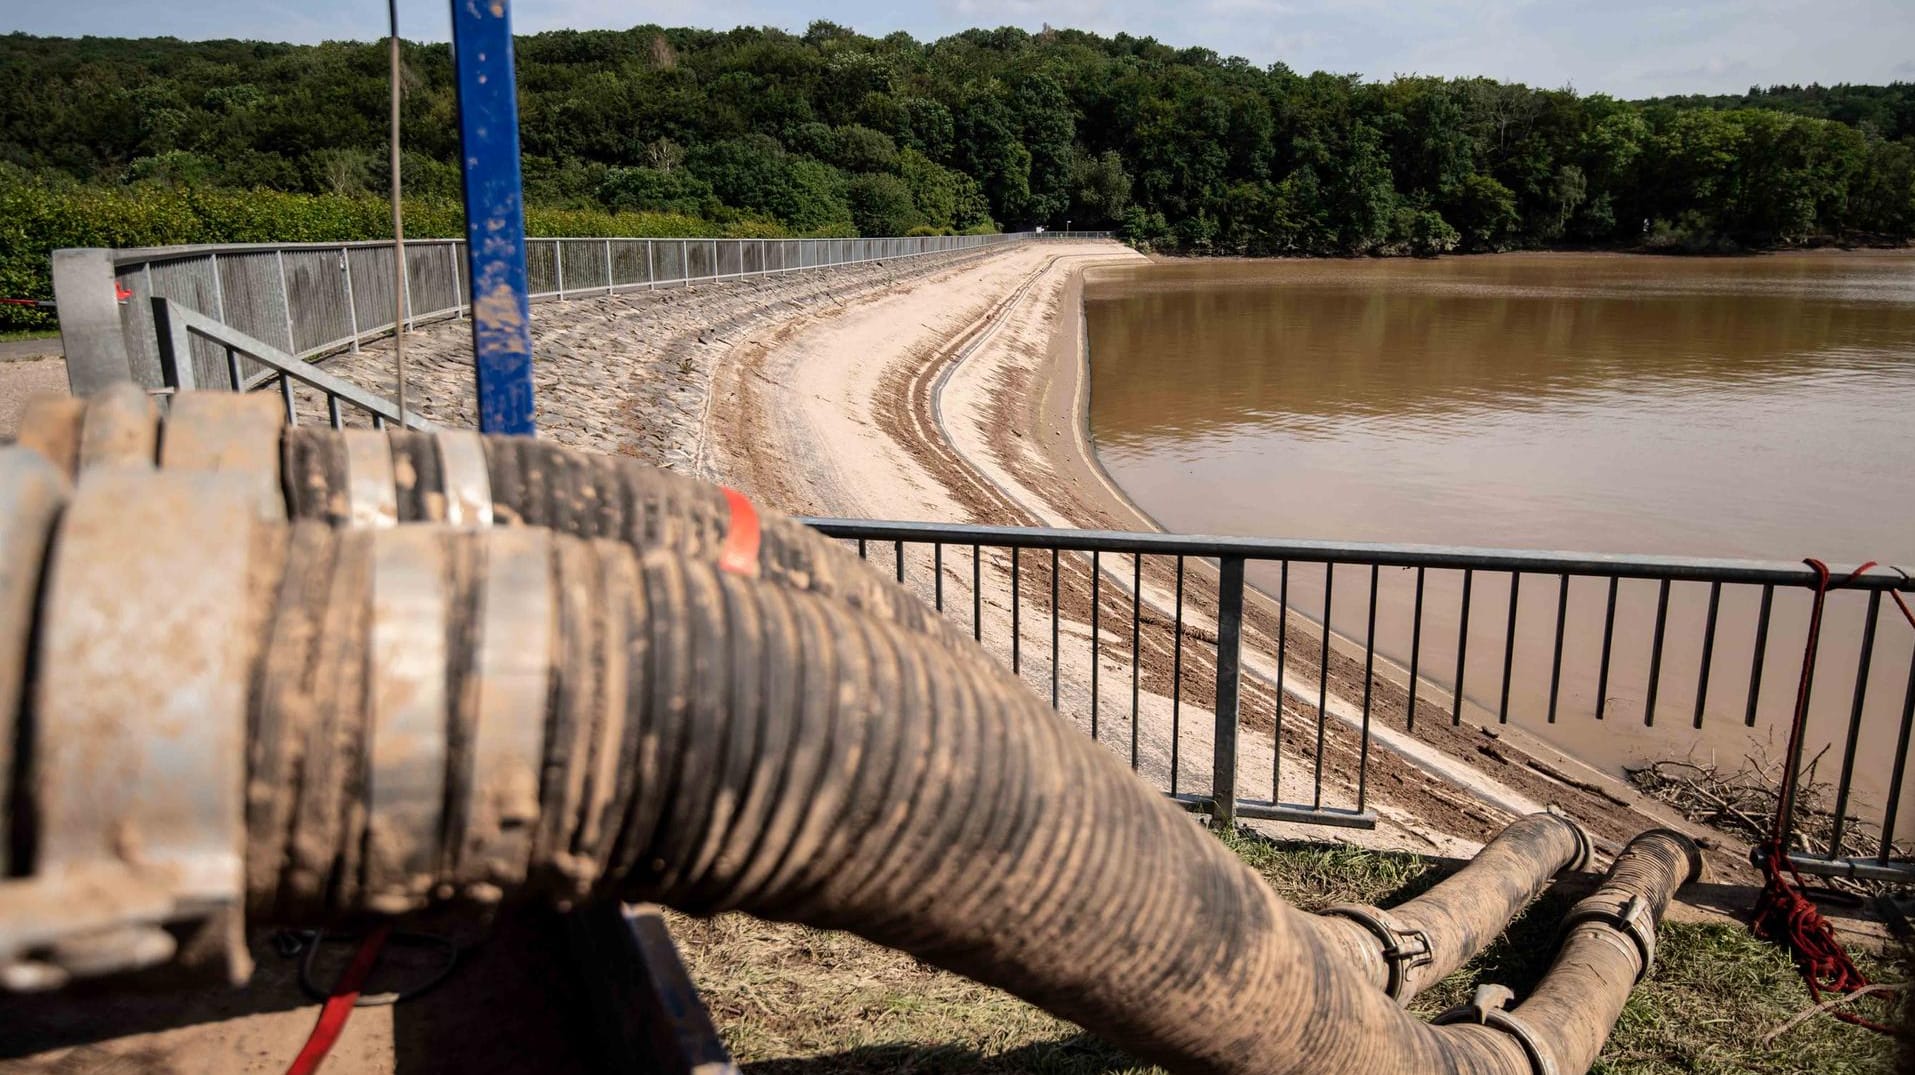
[284,926,393,1075]
[1751,558,1897,1035]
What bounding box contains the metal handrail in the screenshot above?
[804,516,1915,879]
[57,230,1118,396]
[102,231,1115,267]
[152,298,432,431]
[801,518,1913,592]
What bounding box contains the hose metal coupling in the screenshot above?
[1319,903,1433,1004]
[0,459,264,990]
[1432,983,1558,1075]
[1546,805,1595,873]
[1559,891,1658,982]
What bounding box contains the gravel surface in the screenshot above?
[0,357,68,440]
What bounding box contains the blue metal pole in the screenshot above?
[451,0,536,435]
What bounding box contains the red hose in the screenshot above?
[284,926,393,1075]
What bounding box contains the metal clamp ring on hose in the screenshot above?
[1546,806,1595,873]
[1560,893,1657,981]
[1320,903,1432,1003]
[1433,984,1558,1075]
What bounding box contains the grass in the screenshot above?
[667,826,1902,1074]
[0,327,58,342]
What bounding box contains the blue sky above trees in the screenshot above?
[5,0,1912,99]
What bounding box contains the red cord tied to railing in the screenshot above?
[1751,558,1908,1035]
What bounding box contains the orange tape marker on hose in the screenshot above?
[719,487,761,577]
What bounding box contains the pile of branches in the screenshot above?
[1625,749,1906,869]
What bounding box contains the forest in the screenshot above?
[3,24,1913,325]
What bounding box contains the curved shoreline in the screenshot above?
[688,242,1652,860]
[894,247,1746,872]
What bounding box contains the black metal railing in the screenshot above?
[803,517,1915,880]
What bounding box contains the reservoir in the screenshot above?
[1086,252,1915,833]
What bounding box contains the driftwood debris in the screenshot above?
[1625,750,1905,879]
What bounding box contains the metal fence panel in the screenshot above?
[558,238,610,295]
[145,255,229,389]
[282,248,355,355]
[654,240,681,286]
[346,245,396,346]
[683,240,709,281]
[215,251,292,355]
[405,241,460,320]
[611,239,650,290]
[114,263,161,387]
[524,239,559,297]
[68,231,1104,392]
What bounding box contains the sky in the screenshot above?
[5,0,1913,100]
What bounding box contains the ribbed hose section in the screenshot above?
[244,522,1619,1075]
[1496,830,1701,1075]
[1314,812,1590,1002]
[279,428,981,661]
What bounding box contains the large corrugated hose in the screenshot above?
[0,392,1700,1074]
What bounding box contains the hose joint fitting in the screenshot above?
[1546,805,1595,873]
[1433,983,1558,1075]
[1320,903,1433,1004]
[1560,891,1658,981]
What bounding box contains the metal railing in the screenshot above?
[152,298,432,431]
[54,230,1114,395]
[802,518,1915,880]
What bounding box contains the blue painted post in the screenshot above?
[451,0,535,435]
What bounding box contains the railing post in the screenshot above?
[646,240,655,290]
[448,242,464,318]
[275,250,297,354]
[209,251,226,323]
[1213,555,1246,829]
[604,238,614,295]
[342,247,361,351]
[150,298,196,392]
[51,249,135,396]
[401,242,416,332]
[555,239,565,299]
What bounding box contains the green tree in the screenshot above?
[847,172,920,235]
[597,166,718,216]
[1448,173,1521,249]
[1068,148,1132,225]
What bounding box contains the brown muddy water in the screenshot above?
[1086,252,1915,839]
